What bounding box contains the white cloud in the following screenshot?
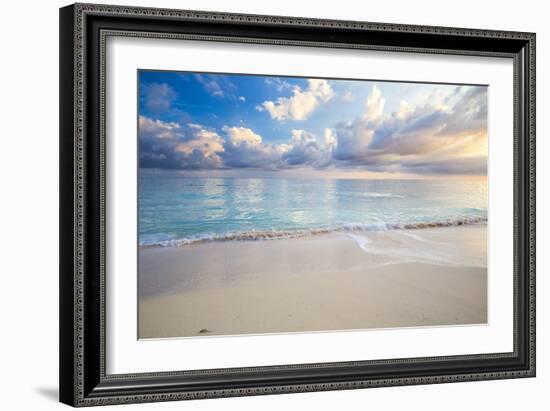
[308,79,334,102]
[395,100,413,121]
[238,96,246,102]
[139,116,180,139]
[220,127,331,169]
[363,85,385,123]
[176,128,224,159]
[260,79,334,121]
[223,126,262,146]
[221,126,284,169]
[324,128,337,148]
[290,129,315,144]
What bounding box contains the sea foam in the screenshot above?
[140,216,487,247]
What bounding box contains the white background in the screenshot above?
[0,0,546,410]
[107,37,513,373]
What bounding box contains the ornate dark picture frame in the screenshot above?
[59,3,535,407]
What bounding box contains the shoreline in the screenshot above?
[139,220,487,248]
[139,225,487,339]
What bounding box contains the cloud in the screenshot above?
[395,100,413,120]
[193,74,236,97]
[139,116,181,139]
[282,130,331,167]
[224,126,263,146]
[264,77,293,92]
[139,84,487,176]
[363,85,385,123]
[140,118,287,170]
[141,83,176,113]
[436,86,487,137]
[238,96,246,102]
[221,126,287,169]
[175,129,224,162]
[140,120,330,171]
[220,127,332,170]
[332,85,488,175]
[341,90,355,102]
[328,87,386,163]
[139,116,224,169]
[260,79,334,120]
[324,128,337,148]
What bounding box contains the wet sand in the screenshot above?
[138,225,487,338]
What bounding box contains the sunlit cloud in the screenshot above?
[340,90,355,102]
[223,126,263,147]
[260,79,334,121]
[331,85,487,175]
[139,116,224,169]
[139,74,487,177]
[221,126,287,169]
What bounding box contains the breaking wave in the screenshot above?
[140,216,487,247]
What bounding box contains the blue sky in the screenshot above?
[138,70,488,178]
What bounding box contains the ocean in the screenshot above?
[138,170,487,247]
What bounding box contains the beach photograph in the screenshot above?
[137,70,488,339]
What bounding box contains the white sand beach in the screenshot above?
[138,225,487,338]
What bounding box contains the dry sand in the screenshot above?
[138,225,487,338]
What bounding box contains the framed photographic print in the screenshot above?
[59,3,536,407]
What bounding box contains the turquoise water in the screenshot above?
[138,170,487,246]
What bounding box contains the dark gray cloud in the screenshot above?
[282,130,331,168]
[139,117,223,170]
